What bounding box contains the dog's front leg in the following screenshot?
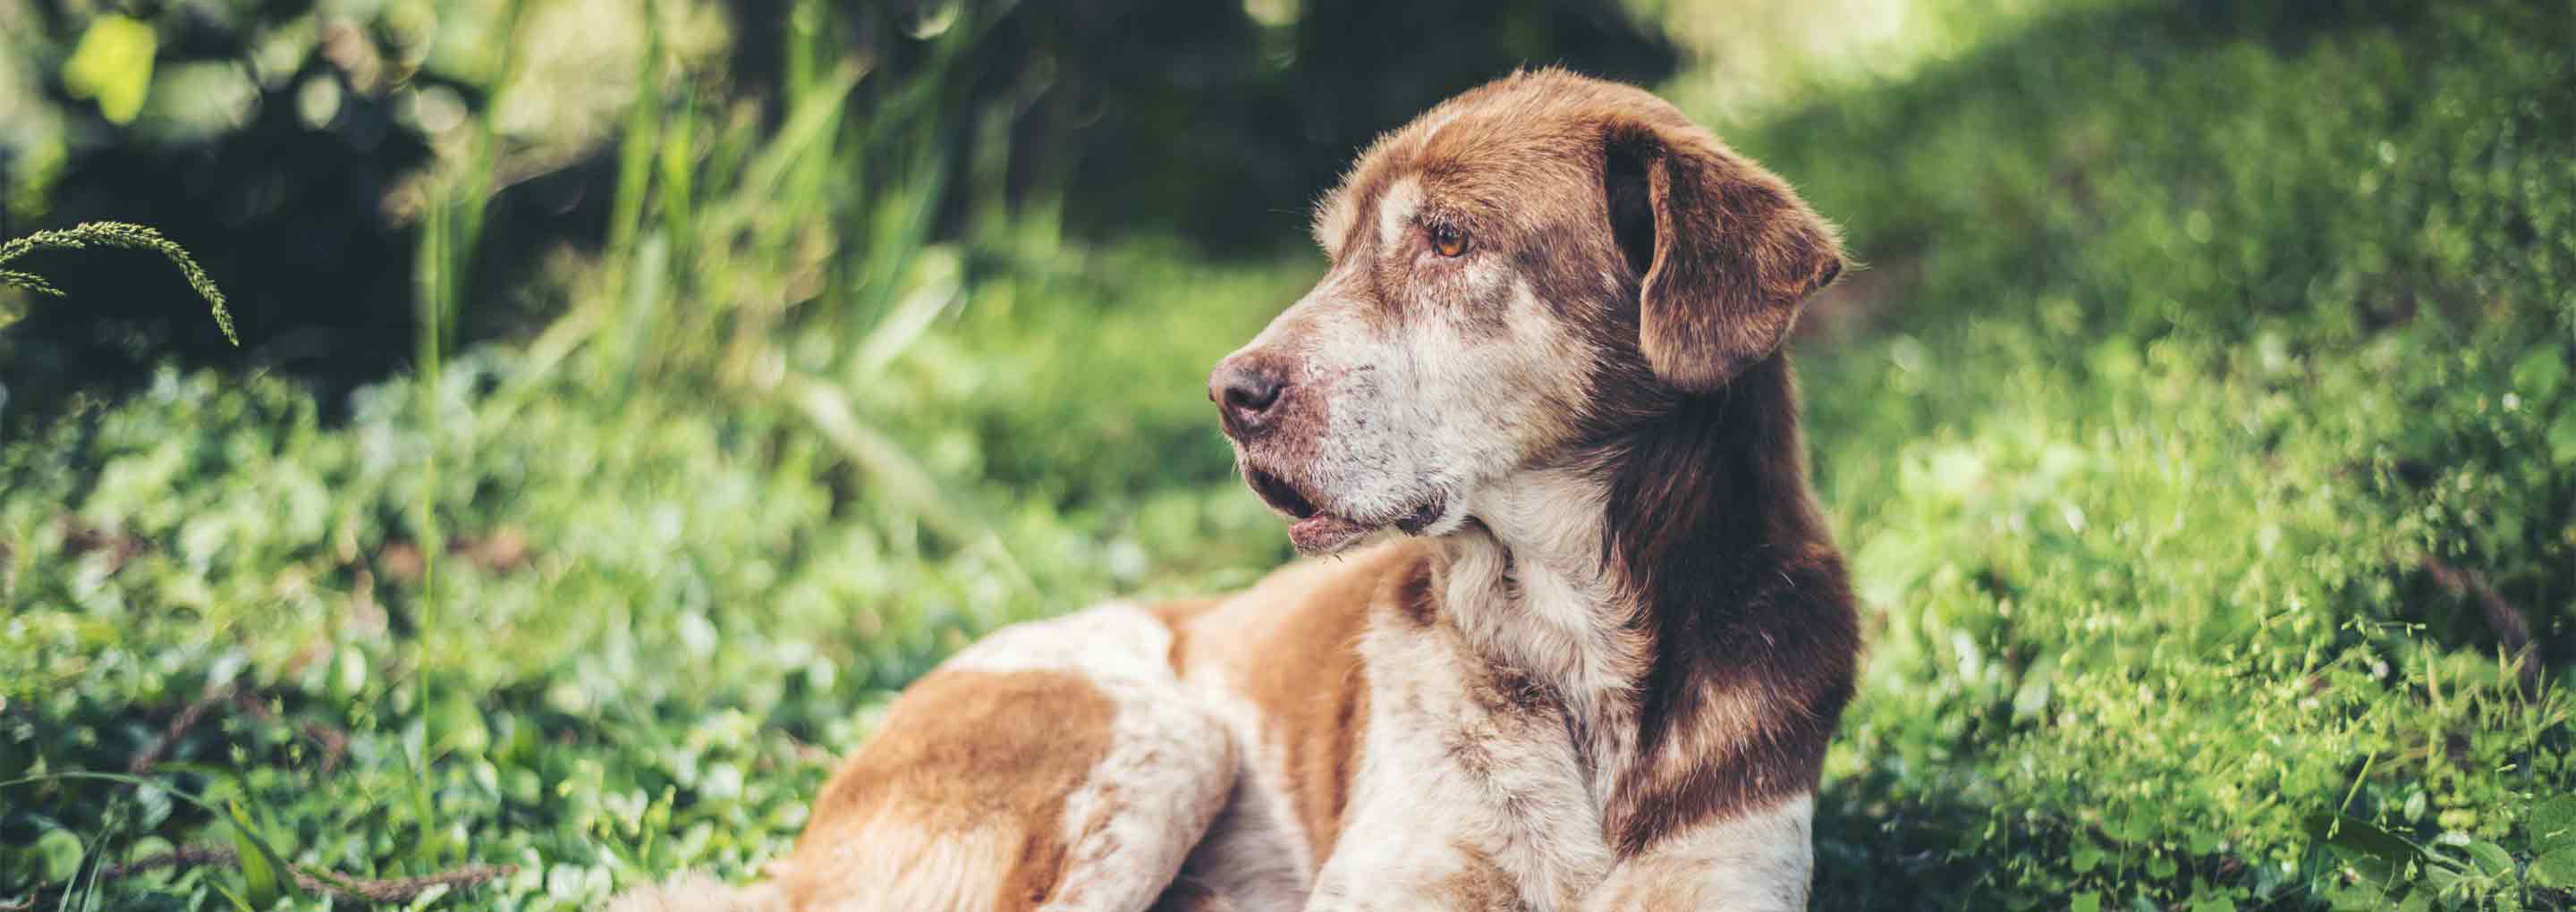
[1292,688,1536,912]
[1284,603,1612,912]
[1302,827,1506,912]
[1580,793,1816,912]
[1297,676,1593,911]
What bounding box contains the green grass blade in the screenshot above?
[705,63,866,240]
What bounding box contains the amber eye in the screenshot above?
[1429,223,1470,258]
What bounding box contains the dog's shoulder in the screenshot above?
[1150,539,1438,868]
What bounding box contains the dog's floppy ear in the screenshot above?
[1604,114,1843,393]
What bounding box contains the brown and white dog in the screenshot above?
[611,68,1858,912]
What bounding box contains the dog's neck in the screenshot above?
[1442,357,1820,700]
[1437,356,1854,847]
[1442,464,1641,729]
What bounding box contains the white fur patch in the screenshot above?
[1257,274,1599,540]
[1375,177,1422,252]
[1239,161,1613,547]
[1582,793,1817,912]
[1411,107,1462,151]
[1445,466,1640,797]
[1307,613,1613,912]
[941,601,1175,680]
[1042,674,1238,912]
[939,602,1238,912]
[603,874,786,912]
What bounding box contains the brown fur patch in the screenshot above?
[1607,111,1843,391]
[780,669,1117,912]
[1233,549,1402,865]
[1595,357,1859,856]
[1185,543,1439,867]
[1442,843,1527,912]
[1470,660,1561,718]
[1313,76,1643,347]
[1391,552,1443,629]
[1147,597,1221,675]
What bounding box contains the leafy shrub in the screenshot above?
[1741,0,2576,907]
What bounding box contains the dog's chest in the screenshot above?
[1313,621,1621,911]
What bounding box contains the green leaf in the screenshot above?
[2072,840,2106,873]
[62,14,157,123]
[230,798,286,908]
[2531,848,2576,889]
[2072,891,2103,912]
[2550,410,2576,467]
[2422,859,2465,893]
[2188,828,2222,855]
[2306,812,2428,866]
[436,690,492,756]
[2531,794,2576,849]
[2012,650,2059,722]
[2146,853,2179,878]
[2512,348,2569,397]
[2116,803,2157,841]
[208,878,258,912]
[332,646,370,699]
[134,781,174,827]
[2327,882,2384,912]
[406,883,455,910]
[34,827,85,882]
[2462,840,2514,878]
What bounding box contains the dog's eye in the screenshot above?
[1429,224,1470,258]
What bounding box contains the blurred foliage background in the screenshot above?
[1,0,2572,909]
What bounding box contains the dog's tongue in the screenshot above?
[1289,513,1377,554]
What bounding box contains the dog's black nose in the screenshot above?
[1210,360,1290,437]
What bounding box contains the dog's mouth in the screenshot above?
[1245,465,1450,554]
[1246,466,1320,520]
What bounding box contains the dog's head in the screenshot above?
[1213,70,1844,554]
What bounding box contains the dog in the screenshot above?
[609,67,1858,912]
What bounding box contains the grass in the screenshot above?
[3,0,2572,909]
[1758,3,2576,905]
[0,222,235,345]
